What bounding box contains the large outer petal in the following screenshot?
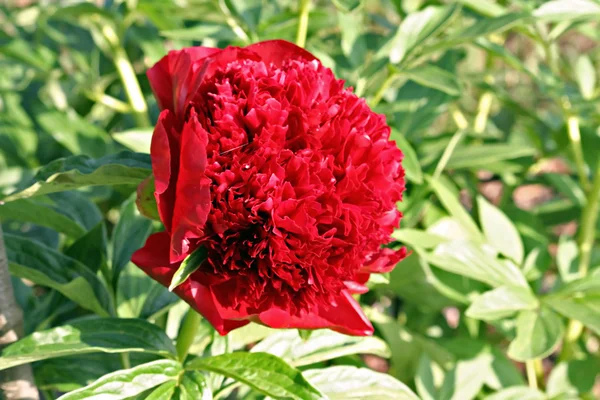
[131,232,248,334]
[147,47,220,114]
[246,40,316,66]
[169,108,212,262]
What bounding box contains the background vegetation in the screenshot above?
[0,0,599,399]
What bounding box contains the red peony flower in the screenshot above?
[132,40,406,336]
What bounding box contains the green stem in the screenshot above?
[369,73,397,108]
[525,360,538,390]
[176,309,202,361]
[474,91,493,134]
[101,24,150,128]
[567,115,590,192]
[578,162,600,276]
[120,353,131,370]
[295,0,311,48]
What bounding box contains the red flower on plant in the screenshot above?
[132,40,406,336]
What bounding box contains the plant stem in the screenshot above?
[526,360,538,390]
[567,115,590,192]
[474,91,493,134]
[296,0,311,48]
[176,308,202,361]
[101,24,150,128]
[432,107,469,179]
[370,73,397,108]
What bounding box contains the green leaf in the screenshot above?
[466,285,538,321]
[556,236,581,283]
[332,0,361,12]
[546,358,600,398]
[251,329,390,367]
[386,4,461,65]
[0,198,86,238]
[543,173,586,207]
[575,55,597,100]
[57,360,182,400]
[426,241,528,289]
[543,274,600,335]
[65,222,108,274]
[3,151,152,202]
[446,144,536,170]
[303,366,420,400]
[0,318,177,371]
[427,176,482,240]
[338,10,367,68]
[533,0,600,22]
[477,196,524,264]
[136,176,160,220]
[169,246,208,291]
[186,352,324,400]
[390,129,423,183]
[177,371,212,400]
[143,381,178,400]
[117,262,172,319]
[112,196,153,287]
[392,229,447,249]
[507,307,564,361]
[4,234,111,317]
[112,128,153,153]
[404,65,461,96]
[415,354,439,400]
[484,386,546,400]
[452,0,506,17]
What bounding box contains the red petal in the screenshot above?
[360,247,408,274]
[255,290,374,336]
[246,39,316,66]
[151,111,178,231]
[169,109,211,262]
[131,232,247,335]
[147,47,220,114]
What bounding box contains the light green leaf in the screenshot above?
[507,307,564,361]
[478,196,524,264]
[143,381,178,400]
[112,196,153,287]
[446,144,536,170]
[453,0,506,17]
[178,371,212,400]
[484,386,546,400]
[113,128,153,153]
[3,151,152,202]
[575,55,597,100]
[186,352,324,400]
[251,329,390,367]
[304,366,420,400]
[386,4,461,65]
[58,360,181,400]
[426,241,528,288]
[229,323,278,350]
[390,129,423,183]
[543,274,600,335]
[466,285,538,321]
[533,0,600,21]
[0,198,86,238]
[169,246,208,291]
[4,234,111,317]
[404,65,461,96]
[0,318,177,371]
[427,176,482,240]
[556,236,581,283]
[392,229,447,249]
[546,358,600,398]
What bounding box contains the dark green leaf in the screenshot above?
[169,246,208,291]
[4,151,152,202]
[507,307,564,361]
[65,222,108,274]
[0,318,177,370]
[303,366,420,399]
[4,234,111,316]
[186,352,325,400]
[404,65,461,96]
[57,360,182,400]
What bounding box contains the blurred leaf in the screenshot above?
[5,234,111,317]
[332,0,362,12]
[446,144,536,170]
[186,352,325,400]
[0,318,176,370]
[57,360,182,400]
[556,236,581,283]
[0,39,55,72]
[338,10,367,68]
[304,366,420,400]
[251,329,390,367]
[546,358,600,398]
[385,4,461,65]
[112,196,153,288]
[415,354,440,400]
[484,386,546,400]
[392,229,447,249]
[3,152,151,202]
[390,129,423,183]
[543,173,586,207]
[533,0,600,21]
[478,196,524,264]
[507,307,564,361]
[575,55,596,100]
[113,128,153,153]
[404,65,460,96]
[169,246,208,291]
[466,285,538,321]
[0,198,86,238]
[543,274,600,335]
[453,0,505,17]
[65,222,108,274]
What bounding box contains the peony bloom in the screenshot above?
[132,40,406,336]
